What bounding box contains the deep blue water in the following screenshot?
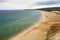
[0,10,42,40]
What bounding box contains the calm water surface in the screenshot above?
[0,10,42,40]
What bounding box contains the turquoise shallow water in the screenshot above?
[0,10,42,40]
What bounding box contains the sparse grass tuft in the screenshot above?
[55,12,60,15]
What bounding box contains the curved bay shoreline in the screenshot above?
[9,11,60,40]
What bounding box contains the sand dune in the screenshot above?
[8,11,60,40]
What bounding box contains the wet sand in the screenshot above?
[8,11,60,40]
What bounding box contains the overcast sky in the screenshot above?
[0,0,60,10]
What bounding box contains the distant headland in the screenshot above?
[36,7,60,11]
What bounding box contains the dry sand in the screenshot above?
[8,11,60,40]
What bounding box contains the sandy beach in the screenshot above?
[8,11,60,40]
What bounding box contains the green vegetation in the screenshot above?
[37,7,60,15]
[37,7,60,11]
[55,12,60,15]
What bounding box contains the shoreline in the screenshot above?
[8,12,42,40]
[9,11,60,40]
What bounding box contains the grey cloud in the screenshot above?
[36,0,60,5]
[0,0,7,2]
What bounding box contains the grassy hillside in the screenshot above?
[37,7,60,11]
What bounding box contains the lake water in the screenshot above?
[0,10,42,40]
